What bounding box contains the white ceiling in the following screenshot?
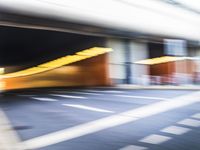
[0,0,200,40]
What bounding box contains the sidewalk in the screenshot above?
[114,84,200,90]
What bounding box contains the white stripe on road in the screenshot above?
[84,90,124,93]
[115,95,168,101]
[139,134,172,144]
[50,94,87,99]
[19,95,36,97]
[72,91,102,96]
[119,145,147,150]
[55,91,102,96]
[0,109,22,150]
[20,91,200,149]
[32,97,58,102]
[191,113,200,119]
[177,118,200,127]
[62,104,114,113]
[161,125,191,135]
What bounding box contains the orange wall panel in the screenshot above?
[3,54,111,91]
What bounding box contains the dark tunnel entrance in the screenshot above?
[0,26,111,90]
[0,26,106,70]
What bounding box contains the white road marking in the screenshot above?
[191,113,200,119]
[161,125,191,135]
[104,90,124,93]
[55,91,102,96]
[84,90,124,93]
[62,104,114,113]
[115,95,168,101]
[0,109,23,150]
[19,94,36,97]
[119,145,147,150]
[20,91,200,149]
[139,134,172,144]
[177,118,200,127]
[31,97,58,102]
[50,94,87,99]
[74,91,102,96]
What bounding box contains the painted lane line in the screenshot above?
[161,125,191,135]
[191,113,200,119]
[115,95,168,101]
[62,104,114,113]
[119,145,147,150]
[103,90,125,93]
[31,97,58,102]
[84,90,124,93]
[50,94,87,99]
[177,118,200,127]
[139,134,172,145]
[19,94,36,97]
[55,91,102,96]
[73,91,102,96]
[20,91,200,149]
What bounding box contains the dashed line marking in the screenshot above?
[139,134,172,145]
[19,94,36,97]
[84,90,124,93]
[161,125,191,135]
[62,104,114,113]
[55,91,102,96]
[177,118,200,127]
[115,95,168,101]
[191,113,200,119]
[119,145,147,150]
[50,94,87,99]
[31,97,58,102]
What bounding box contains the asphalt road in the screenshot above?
[0,88,200,150]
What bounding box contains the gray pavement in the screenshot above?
[0,88,200,150]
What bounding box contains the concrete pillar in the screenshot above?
[106,38,126,84]
[129,41,149,84]
[107,38,149,85]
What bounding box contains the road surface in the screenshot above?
[0,88,200,150]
